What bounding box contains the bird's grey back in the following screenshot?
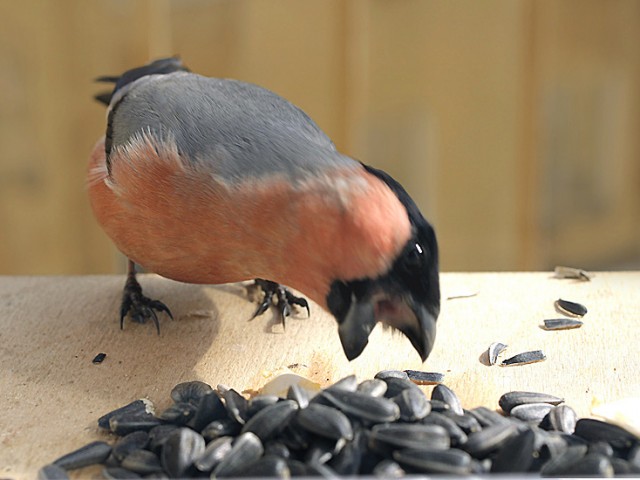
[110,72,354,182]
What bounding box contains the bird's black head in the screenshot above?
[326,164,440,361]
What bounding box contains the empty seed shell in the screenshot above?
[500,350,546,367]
[170,381,214,405]
[322,389,401,423]
[296,403,354,441]
[555,298,588,317]
[431,384,463,416]
[499,391,564,413]
[53,441,112,470]
[38,464,70,480]
[542,318,583,330]
[488,342,508,365]
[92,352,107,364]
[554,265,592,281]
[160,427,205,478]
[393,448,473,475]
[212,432,264,477]
[240,399,298,442]
[404,370,445,385]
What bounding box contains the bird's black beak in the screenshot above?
[330,281,438,361]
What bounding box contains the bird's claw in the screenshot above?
[250,279,310,328]
[120,275,173,334]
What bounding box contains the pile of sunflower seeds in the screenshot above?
[40,373,640,478]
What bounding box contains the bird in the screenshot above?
[88,57,440,361]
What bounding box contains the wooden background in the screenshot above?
[1,0,639,275]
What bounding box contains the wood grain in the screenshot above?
[1,272,638,478]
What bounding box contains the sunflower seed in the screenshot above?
[264,441,291,460]
[356,379,387,397]
[372,459,405,477]
[193,436,233,472]
[555,298,588,317]
[369,423,450,454]
[121,449,162,475]
[443,410,482,433]
[501,350,547,366]
[563,453,614,477]
[379,376,422,398]
[222,388,248,425]
[422,411,468,446]
[499,391,564,413]
[98,399,154,430]
[101,467,141,479]
[160,427,205,478]
[37,464,70,480]
[393,447,472,475]
[464,423,518,458]
[53,441,112,470]
[326,374,358,392]
[212,432,264,477]
[287,383,310,408]
[374,370,409,381]
[540,444,588,476]
[305,437,345,465]
[201,418,242,442]
[170,381,213,405]
[404,370,444,385]
[246,394,281,418]
[491,427,536,472]
[240,399,298,442]
[186,391,227,431]
[234,454,290,478]
[510,403,554,423]
[543,318,583,330]
[158,402,197,425]
[611,457,640,475]
[147,425,180,453]
[431,384,464,416]
[296,403,354,441]
[574,418,639,449]
[393,387,431,421]
[112,431,149,461]
[328,430,366,475]
[467,406,511,427]
[488,342,508,365]
[588,440,614,457]
[322,389,401,423]
[92,352,107,364]
[428,399,451,412]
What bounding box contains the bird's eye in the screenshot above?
[404,242,424,268]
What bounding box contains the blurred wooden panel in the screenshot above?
[348,0,530,270]
[532,0,640,269]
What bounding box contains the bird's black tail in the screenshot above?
[94,57,189,106]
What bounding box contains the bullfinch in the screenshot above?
[89,58,440,361]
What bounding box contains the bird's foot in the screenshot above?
[250,279,310,328]
[120,270,173,334]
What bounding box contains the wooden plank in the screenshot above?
[0,272,638,477]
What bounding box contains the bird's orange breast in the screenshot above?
[87,135,411,309]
